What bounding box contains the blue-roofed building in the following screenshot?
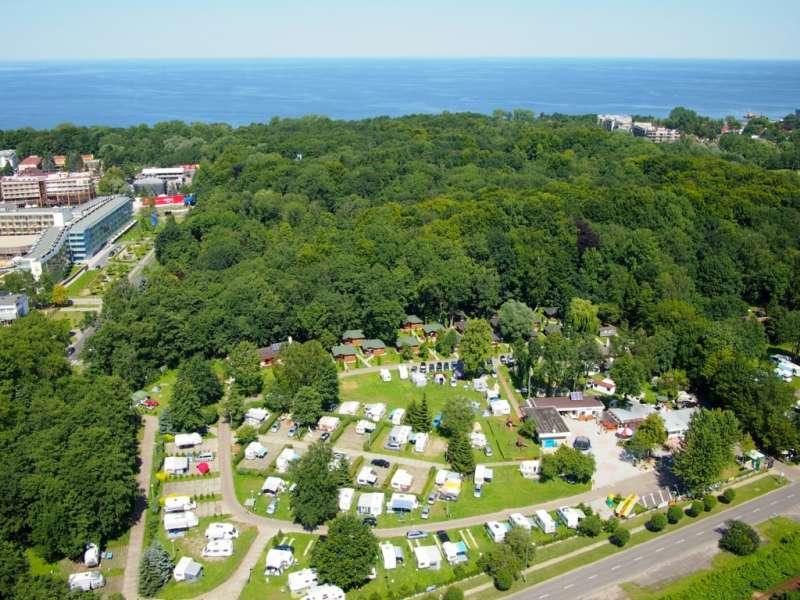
[66,195,132,261]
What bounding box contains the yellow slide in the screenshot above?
[615,494,639,518]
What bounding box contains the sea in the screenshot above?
[0,59,798,129]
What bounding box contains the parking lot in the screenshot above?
[565,418,641,488]
[163,477,222,497]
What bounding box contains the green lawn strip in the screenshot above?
[376,466,590,527]
[621,517,800,600]
[478,417,539,462]
[66,268,101,297]
[137,368,178,416]
[238,533,317,600]
[156,515,258,600]
[465,475,786,599]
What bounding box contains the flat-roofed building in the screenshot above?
[44,172,96,205]
[0,176,45,205]
[66,195,132,261]
[0,204,72,236]
[597,114,633,132]
[632,122,681,143]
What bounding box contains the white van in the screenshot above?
[205,522,239,540]
[68,572,105,592]
[84,543,100,567]
[201,538,234,557]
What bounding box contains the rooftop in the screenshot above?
[523,407,570,434]
[332,344,357,357]
[532,394,604,411]
[68,196,130,234]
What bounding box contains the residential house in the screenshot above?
[388,493,418,513]
[660,407,697,439]
[338,488,355,511]
[275,448,300,474]
[338,401,360,416]
[244,441,268,460]
[332,344,357,364]
[164,456,189,475]
[317,415,340,433]
[557,507,586,529]
[365,403,387,422]
[265,547,295,575]
[341,329,365,346]
[413,545,442,570]
[386,425,412,450]
[288,569,318,594]
[390,469,414,492]
[402,315,424,331]
[485,521,511,543]
[357,466,378,487]
[519,460,540,479]
[357,492,384,516]
[261,476,286,496]
[173,557,203,582]
[355,419,377,435]
[442,541,468,565]
[361,339,386,356]
[534,510,556,534]
[257,342,283,367]
[423,322,444,339]
[604,402,654,432]
[0,293,29,322]
[17,156,42,173]
[395,336,420,354]
[531,392,604,419]
[244,407,269,427]
[599,325,618,338]
[522,407,571,451]
[588,378,617,395]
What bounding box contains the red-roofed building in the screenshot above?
[18,156,42,173]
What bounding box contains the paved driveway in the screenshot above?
[566,418,642,488]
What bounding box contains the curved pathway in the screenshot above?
[122,415,158,600]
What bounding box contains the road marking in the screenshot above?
[303,539,315,556]
[633,556,643,562]
[695,531,704,536]
[588,574,598,579]
[563,584,574,590]
[611,565,621,571]
[788,494,795,499]
[769,500,779,506]
[539,594,549,599]
[654,546,665,553]
[752,508,761,513]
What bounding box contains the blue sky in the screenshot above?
[2,0,799,60]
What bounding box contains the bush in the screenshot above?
[720,488,736,504]
[667,505,684,524]
[578,515,603,537]
[703,494,717,512]
[686,500,704,517]
[603,516,620,533]
[443,587,465,600]
[719,520,760,556]
[494,569,514,591]
[609,527,630,547]
[646,512,668,532]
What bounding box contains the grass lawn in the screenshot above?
[66,268,101,297]
[376,465,590,527]
[138,369,178,416]
[238,533,318,600]
[622,516,800,599]
[233,471,295,522]
[366,348,404,366]
[47,309,87,329]
[476,417,539,462]
[156,515,257,600]
[340,372,485,421]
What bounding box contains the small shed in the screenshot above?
[341,329,365,346]
[332,344,357,364]
[362,339,386,356]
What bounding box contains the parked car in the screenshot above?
[411,365,417,373]
[419,364,427,373]
[436,530,450,543]
[499,355,507,364]
[484,445,494,457]
[406,530,428,540]
[320,432,331,442]
[287,424,299,437]
[196,451,214,461]
[428,363,436,372]
[427,492,438,505]
[421,507,430,519]
[270,421,281,433]
[362,517,377,528]
[266,499,278,515]
[432,413,443,428]
[142,400,159,409]
[435,362,443,371]
[474,484,483,498]
[67,346,75,355]
[371,458,391,468]
[573,436,592,452]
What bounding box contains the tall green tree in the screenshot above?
[177,355,222,405]
[138,541,173,597]
[311,515,378,590]
[275,341,339,410]
[610,354,647,398]
[626,413,667,460]
[292,385,323,428]
[460,319,494,377]
[568,297,600,335]
[674,409,740,495]
[169,377,207,432]
[440,396,474,438]
[498,300,536,342]
[289,442,339,528]
[227,341,262,396]
[447,433,476,474]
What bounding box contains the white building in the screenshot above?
[163,456,189,475]
[338,488,355,511]
[413,545,442,570]
[164,496,196,513]
[485,520,511,543]
[357,492,384,516]
[173,557,203,582]
[174,433,203,448]
[632,122,681,143]
[588,378,616,395]
[0,149,18,171]
[597,114,633,132]
[0,293,28,322]
[204,522,239,540]
[244,407,269,427]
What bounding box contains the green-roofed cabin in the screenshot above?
[361,339,386,356]
[423,322,445,338]
[401,315,424,331]
[395,336,420,353]
[332,344,358,363]
[341,329,365,346]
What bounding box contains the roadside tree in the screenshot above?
[311,516,378,589]
[289,442,339,528]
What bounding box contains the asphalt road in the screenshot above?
[507,481,800,600]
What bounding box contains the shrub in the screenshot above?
[443,587,465,600]
[703,494,717,512]
[667,505,684,524]
[494,569,514,591]
[686,500,704,517]
[719,520,760,556]
[720,488,736,504]
[578,515,603,537]
[609,527,630,547]
[603,516,620,533]
[646,512,668,532]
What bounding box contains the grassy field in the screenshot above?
[238,533,318,600]
[476,417,539,462]
[376,465,590,526]
[156,515,257,600]
[622,516,800,599]
[66,268,101,297]
[233,471,295,522]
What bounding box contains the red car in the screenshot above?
[142,400,160,409]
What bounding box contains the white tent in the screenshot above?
[244,407,270,427]
[390,469,414,491]
[245,441,268,460]
[337,401,360,416]
[356,466,378,486]
[261,476,286,495]
[379,368,392,382]
[357,492,384,516]
[317,415,340,432]
[265,548,295,575]
[173,556,203,582]
[276,448,300,473]
[288,568,318,593]
[411,372,427,387]
[519,460,540,479]
[414,432,428,453]
[174,433,202,448]
[398,365,409,380]
[489,399,511,416]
